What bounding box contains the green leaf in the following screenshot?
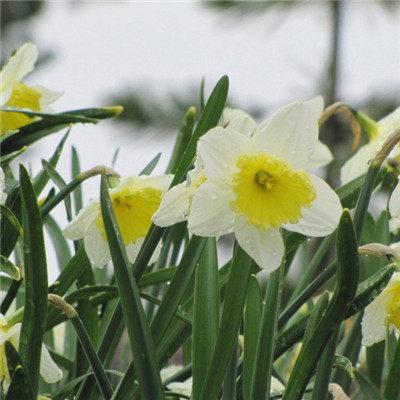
[166,107,196,174]
[243,275,262,400]
[44,215,72,271]
[333,354,354,378]
[354,370,384,400]
[0,204,22,236]
[199,245,254,400]
[150,235,207,348]
[138,266,178,288]
[283,210,359,400]
[5,366,35,400]
[192,238,219,400]
[140,152,162,175]
[171,75,229,187]
[18,164,48,397]
[249,262,285,400]
[41,159,73,220]
[33,130,70,196]
[1,106,123,155]
[0,256,21,280]
[0,146,27,167]
[71,146,83,214]
[384,335,400,400]
[100,170,164,400]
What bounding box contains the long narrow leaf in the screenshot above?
[100,170,164,400]
[18,165,48,397]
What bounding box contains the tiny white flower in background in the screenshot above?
[168,97,342,271]
[340,106,400,185]
[63,174,173,268]
[0,314,63,385]
[389,177,400,233]
[0,42,62,136]
[361,272,400,346]
[0,167,7,205]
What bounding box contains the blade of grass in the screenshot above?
[192,238,219,400]
[100,170,164,400]
[18,165,48,397]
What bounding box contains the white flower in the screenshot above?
[0,314,63,385]
[361,272,400,346]
[340,107,400,184]
[0,42,62,136]
[153,98,334,235]
[155,98,342,271]
[389,177,400,233]
[0,167,6,205]
[63,174,173,268]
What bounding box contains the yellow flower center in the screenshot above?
[230,153,316,230]
[1,82,41,135]
[96,185,163,246]
[386,281,400,331]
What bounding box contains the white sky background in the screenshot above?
[9,1,400,281]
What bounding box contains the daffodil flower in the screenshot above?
[185,98,342,271]
[153,98,334,234]
[63,174,173,268]
[0,42,62,136]
[361,272,400,346]
[340,107,400,184]
[0,314,63,385]
[389,177,400,233]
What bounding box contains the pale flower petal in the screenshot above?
[235,226,284,271]
[305,95,324,118]
[255,101,319,169]
[389,179,400,218]
[83,220,111,268]
[188,180,236,237]
[340,140,380,185]
[152,182,190,226]
[197,127,254,181]
[39,344,63,383]
[62,199,99,241]
[362,272,400,346]
[307,141,333,170]
[126,238,162,265]
[0,167,7,205]
[361,286,393,346]
[284,174,342,237]
[224,108,258,137]
[0,43,37,105]
[31,85,63,112]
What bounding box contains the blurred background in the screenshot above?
[2,0,400,281]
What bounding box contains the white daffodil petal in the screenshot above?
[84,222,110,268]
[235,226,284,271]
[226,115,258,137]
[0,323,21,346]
[361,289,392,346]
[0,167,6,205]
[39,344,63,383]
[152,183,191,226]
[389,218,400,234]
[188,180,236,237]
[0,43,38,105]
[31,85,63,109]
[197,127,254,180]
[62,199,99,240]
[378,106,400,138]
[305,95,324,118]
[340,140,380,185]
[256,101,319,169]
[307,141,333,170]
[389,179,400,218]
[285,174,342,237]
